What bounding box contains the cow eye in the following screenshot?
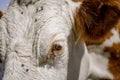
[46,42,64,61]
[52,42,64,56]
[52,44,62,52]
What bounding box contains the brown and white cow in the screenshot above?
[74,0,120,79]
[0,0,118,80]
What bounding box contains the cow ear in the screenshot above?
[75,0,120,44]
[0,10,3,19]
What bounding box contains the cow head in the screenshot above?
[0,0,117,80]
[0,0,87,80]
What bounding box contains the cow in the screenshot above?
[0,0,117,80]
[75,0,120,79]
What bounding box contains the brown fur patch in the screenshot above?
[104,43,120,80]
[75,0,120,79]
[83,30,113,45]
[75,0,120,44]
[0,10,3,18]
[72,0,84,2]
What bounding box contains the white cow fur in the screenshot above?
[0,0,113,80]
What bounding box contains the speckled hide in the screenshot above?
[0,0,113,80]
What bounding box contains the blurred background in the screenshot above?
[0,0,10,11]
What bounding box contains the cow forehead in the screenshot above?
[7,0,74,36]
[3,0,78,55]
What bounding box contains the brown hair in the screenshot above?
[0,10,3,18]
[72,0,84,2]
[75,0,120,44]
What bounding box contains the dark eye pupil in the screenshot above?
[54,44,62,50]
